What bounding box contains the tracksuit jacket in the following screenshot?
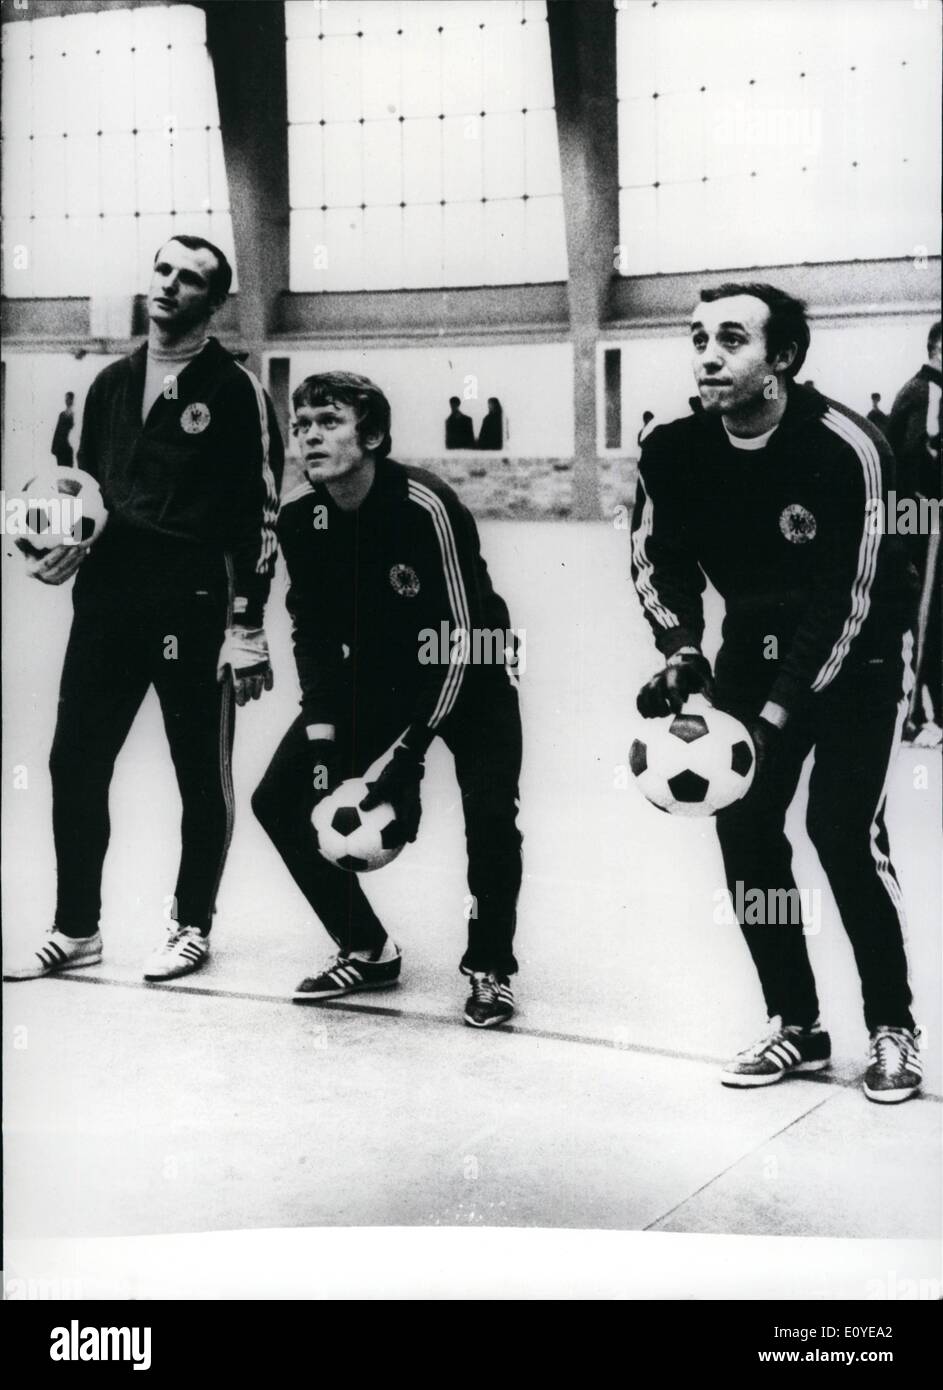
[631,383,917,717]
[277,458,514,753]
[76,336,282,624]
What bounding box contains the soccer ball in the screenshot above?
[18,467,108,553]
[311,778,405,873]
[629,700,755,816]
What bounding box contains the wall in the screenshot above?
[275,341,574,461]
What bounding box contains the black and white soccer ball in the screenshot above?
[18,467,108,553]
[311,778,404,873]
[629,700,755,816]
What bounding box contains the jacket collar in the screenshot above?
[692,379,826,440]
[128,334,230,380]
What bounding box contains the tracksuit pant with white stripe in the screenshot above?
[714,635,916,1032]
[252,667,523,977]
[50,556,234,939]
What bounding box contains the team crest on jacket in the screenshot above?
[389,563,420,597]
[779,503,817,543]
[181,402,211,435]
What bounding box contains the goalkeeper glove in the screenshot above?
[359,745,425,846]
[17,538,89,586]
[216,626,273,706]
[636,649,714,718]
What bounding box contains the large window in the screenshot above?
[616,0,942,273]
[287,0,567,290]
[1,4,235,298]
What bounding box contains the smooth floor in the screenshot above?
[3,522,941,1250]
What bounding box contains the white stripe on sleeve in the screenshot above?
[407,481,472,728]
[631,487,681,631]
[236,363,280,576]
[811,408,883,691]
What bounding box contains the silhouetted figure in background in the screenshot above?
[888,320,942,746]
[637,410,655,448]
[51,391,76,467]
[867,392,889,434]
[445,397,475,450]
[477,397,505,451]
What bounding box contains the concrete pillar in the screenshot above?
[202,1,290,378]
[548,0,620,519]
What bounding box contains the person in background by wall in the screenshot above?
[867,392,890,435]
[445,396,475,450]
[888,319,942,748]
[477,397,505,451]
[637,411,655,448]
[51,392,76,467]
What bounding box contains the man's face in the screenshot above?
[148,240,219,332]
[292,400,378,485]
[690,295,787,415]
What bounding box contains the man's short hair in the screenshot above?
[698,281,811,379]
[154,235,233,307]
[292,372,393,460]
[928,320,942,358]
[449,396,461,408]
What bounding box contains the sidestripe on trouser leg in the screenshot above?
[868,631,915,932]
[205,553,237,924]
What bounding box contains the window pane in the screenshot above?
[172,128,212,213]
[136,130,174,216]
[402,118,442,204]
[289,124,325,209]
[483,113,524,200]
[363,121,402,207]
[324,123,364,207]
[443,116,483,203]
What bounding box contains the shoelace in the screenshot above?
[470,973,498,1003]
[738,1025,798,1061]
[870,1028,915,1073]
[163,925,199,949]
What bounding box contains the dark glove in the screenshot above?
[359,745,425,845]
[308,738,340,803]
[17,538,89,585]
[637,651,715,718]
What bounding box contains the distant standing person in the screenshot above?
[637,411,655,448]
[51,392,76,467]
[888,320,942,747]
[477,397,505,451]
[445,397,475,450]
[867,392,889,435]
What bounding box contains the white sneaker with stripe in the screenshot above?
[3,929,103,980]
[143,925,210,981]
[293,944,402,1001]
[721,1022,831,1087]
[864,1026,923,1103]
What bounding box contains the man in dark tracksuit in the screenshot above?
[252,372,523,1028]
[6,236,282,984]
[631,282,923,1102]
[887,320,942,745]
[50,391,76,467]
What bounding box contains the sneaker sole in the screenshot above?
[721,1058,830,1088]
[4,951,103,981]
[463,1010,514,1029]
[863,1082,922,1104]
[292,978,400,1003]
[143,958,209,982]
